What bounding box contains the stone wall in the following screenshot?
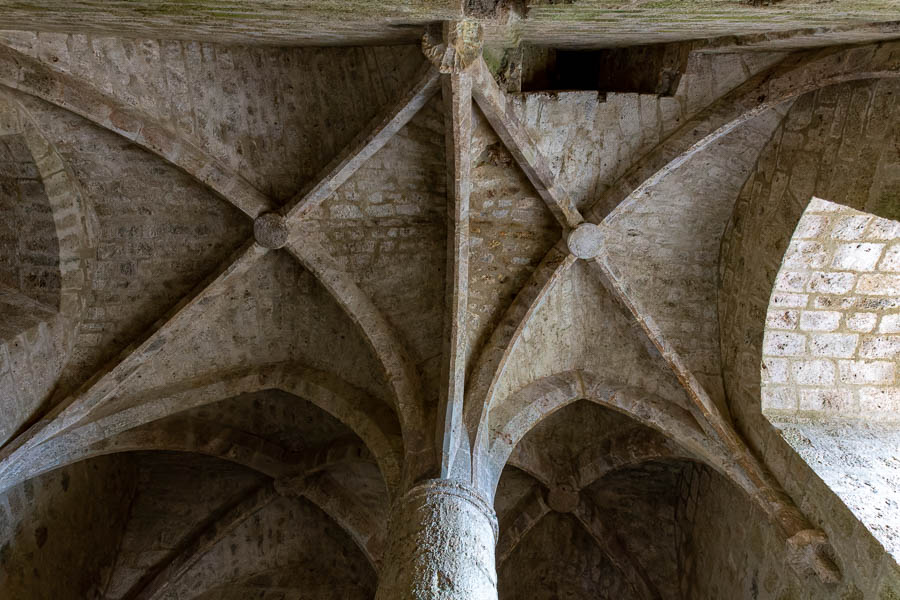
[763,199,900,419]
[719,77,900,580]
[0,133,59,309]
[720,76,900,434]
[678,462,900,599]
[512,50,786,217]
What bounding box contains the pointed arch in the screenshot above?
[485,370,711,495]
[0,362,404,497]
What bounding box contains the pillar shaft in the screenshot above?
[376,479,498,600]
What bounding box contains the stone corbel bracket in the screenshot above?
[424,20,484,74]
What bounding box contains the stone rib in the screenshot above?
[0,43,275,219]
[573,496,662,600]
[437,70,473,478]
[282,62,441,222]
[589,248,841,583]
[469,56,584,230]
[296,472,387,571]
[0,241,265,475]
[464,241,575,487]
[130,483,279,600]
[496,484,550,565]
[285,238,429,484]
[0,363,404,498]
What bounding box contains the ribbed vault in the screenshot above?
[0,12,899,600]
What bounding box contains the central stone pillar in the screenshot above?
[375,479,498,600]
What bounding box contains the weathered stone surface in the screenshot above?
[0,455,136,599]
[252,212,289,249]
[763,201,900,419]
[720,77,900,575]
[376,479,498,600]
[545,484,579,513]
[566,222,603,260]
[0,11,898,600]
[0,1,899,48]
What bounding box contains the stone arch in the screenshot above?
[485,370,710,496]
[0,363,404,497]
[296,471,388,571]
[286,240,428,483]
[572,427,696,491]
[487,369,835,570]
[0,91,94,324]
[132,483,378,600]
[59,418,374,481]
[720,77,900,419]
[32,437,385,596]
[496,409,703,600]
[0,90,93,446]
[117,466,384,597]
[719,77,900,560]
[591,41,900,222]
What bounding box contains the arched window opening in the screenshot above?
[761,196,900,561]
[762,197,900,421]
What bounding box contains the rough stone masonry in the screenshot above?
[0,2,899,599]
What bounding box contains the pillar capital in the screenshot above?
[398,478,498,540]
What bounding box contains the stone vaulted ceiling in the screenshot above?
[0,3,899,599]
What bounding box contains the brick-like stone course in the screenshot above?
[0,132,60,309]
[302,97,448,402]
[762,201,900,418]
[466,105,561,368]
[720,78,900,575]
[721,78,900,425]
